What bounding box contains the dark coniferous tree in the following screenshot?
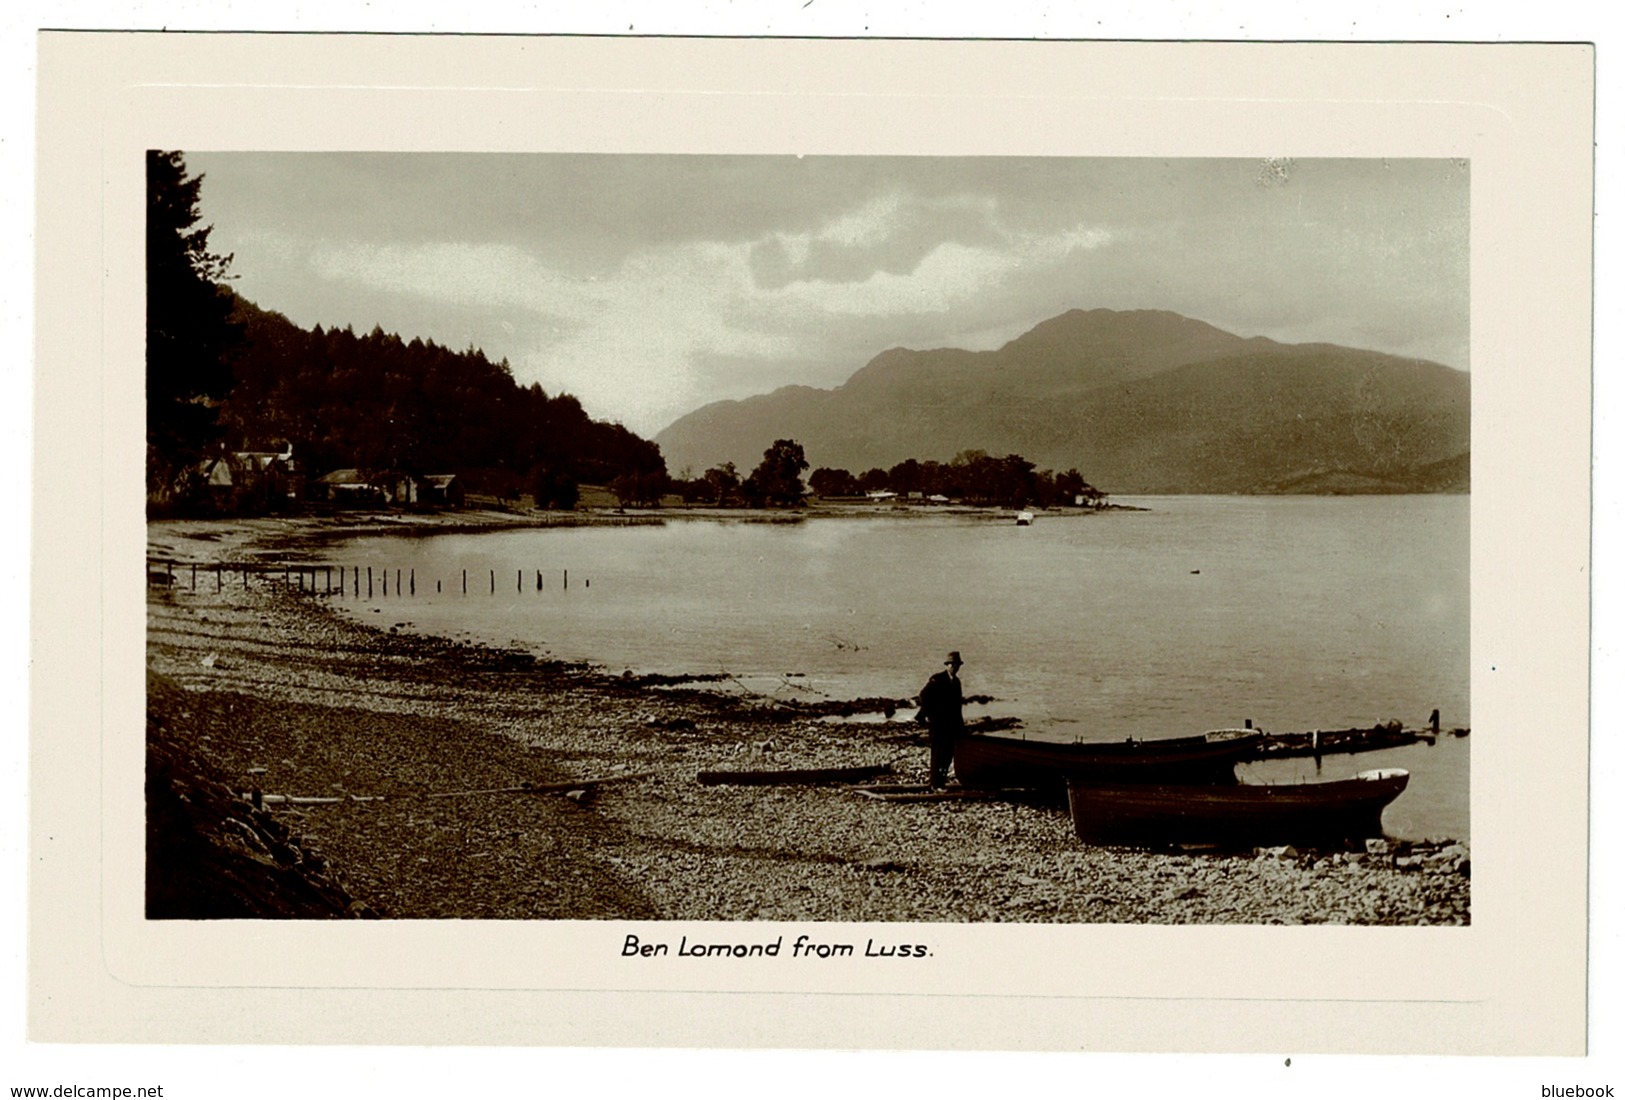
[146,150,242,505]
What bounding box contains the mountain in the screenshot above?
[654,309,1469,494]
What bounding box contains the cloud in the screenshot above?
[279,194,1116,433]
[306,239,605,316]
[750,191,1017,290]
[766,219,1114,320]
[194,155,1468,436]
[521,241,807,429]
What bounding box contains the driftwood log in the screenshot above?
[256,793,386,806]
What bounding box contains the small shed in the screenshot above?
[315,468,386,507]
[420,474,465,507]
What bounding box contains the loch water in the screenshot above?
[328,494,1470,840]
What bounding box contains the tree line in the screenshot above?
[665,439,812,508]
[224,301,663,497]
[810,451,1106,509]
[145,150,665,516]
[669,444,1107,510]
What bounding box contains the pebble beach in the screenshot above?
[144,511,1471,925]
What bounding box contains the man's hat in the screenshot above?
[945,651,963,666]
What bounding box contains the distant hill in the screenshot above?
[654,309,1469,494]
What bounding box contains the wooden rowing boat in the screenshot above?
[1066,768,1411,847]
[952,728,1261,789]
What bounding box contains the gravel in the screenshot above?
[144,516,1470,925]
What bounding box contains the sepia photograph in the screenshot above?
[27,30,1596,1063]
[143,153,1472,927]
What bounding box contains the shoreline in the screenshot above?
[144,514,1470,923]
[144,500,1128,561]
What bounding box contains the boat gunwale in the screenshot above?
[954,728,1263,768]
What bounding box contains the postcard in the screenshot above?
[31,33,1593,1054]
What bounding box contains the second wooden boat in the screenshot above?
[1066,768,1411,847]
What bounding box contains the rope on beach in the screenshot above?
[424,770,657,798]
[715,668,841,705]
[715,669,798,708]
[695,762,894,787]
[249,769,658,807]
[853,787,1007,803]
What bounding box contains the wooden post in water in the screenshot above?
[410,569,415,595]
[489,569,495,594]
[462,569,467,594]
[1429,708,1440,733]
[517,569,522,592]
[397,569,402,595]
[564,569,568,590]
[367,566,373,598]
[191,563,196,590]
[536,570,542,591]
[436,579,442,593]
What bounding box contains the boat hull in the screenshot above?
[1066,769,1411,848]
[953,729,1260,789]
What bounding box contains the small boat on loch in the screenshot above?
[1015,511,1035,526]
[952,728,1261,789]
[1065,768,1411,848]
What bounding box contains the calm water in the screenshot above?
[327,496,1469,839]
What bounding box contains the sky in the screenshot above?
[7,6,1614,1096]
[184,153,1470,438]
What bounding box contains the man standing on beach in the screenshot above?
[917,651,965,789]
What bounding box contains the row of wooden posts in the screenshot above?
[149,560,587,596]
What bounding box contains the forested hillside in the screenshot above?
[220,297,665,495]
[145,150,666,515]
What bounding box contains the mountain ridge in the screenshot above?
[655,308,1468,494]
